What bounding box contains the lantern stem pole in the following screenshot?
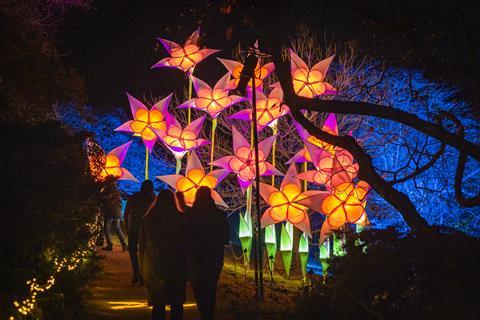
[271,125,278,186]
[210,118,218,172]
[145,146,149,180]
[175,157,182,175]
[187,76,193,124]
[251,84,264,300]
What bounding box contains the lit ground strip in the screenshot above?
[108,301,197,310]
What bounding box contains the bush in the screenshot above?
[0,121,101,318]
[294,228,480,320]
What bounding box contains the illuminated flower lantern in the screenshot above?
[287,113,339,165]
[259,163,329,235]
[320,180,370,229]
[297,141,359,188]
[218,44,274,90]
[101,141,138,182]
[211,126,281,191]
[179,73,247,119]
[157,151,229,207]
[229,87,289,131]
[152,28,219,74]
[154,115,209,160]
[290,49,336,98]
[115,93,172,152]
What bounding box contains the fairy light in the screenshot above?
[8,222,99,319]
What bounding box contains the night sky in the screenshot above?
[60,0,480,113]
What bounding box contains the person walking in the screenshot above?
[124,180,155,284]
[100,176,127,251]
[138,189,187,320]
[186,187,230,320]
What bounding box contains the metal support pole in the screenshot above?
[251,79,264,300]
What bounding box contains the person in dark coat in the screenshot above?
[138,189,187,320]
[100,175,127,251]
[175,191,188,213]
[124,180,155,284]
[187,186,230,320]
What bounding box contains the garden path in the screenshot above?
[85,246,200,320]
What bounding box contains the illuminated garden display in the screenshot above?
[95,28,379,287]
[4,0,480,318]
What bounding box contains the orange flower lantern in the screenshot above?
[101,141,138,182]
[157,151,228,207]
[320,181,370,229]
[179,73,247,119]
[115,93,172,152]
[152,28,219,74]
[290,49,336,98]
[229,87,289,131]
[260,163,329,235]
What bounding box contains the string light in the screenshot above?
[8,222,99,319]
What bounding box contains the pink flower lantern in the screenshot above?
[153,115,209,160]
[229,87,289,131]
[101,141,138,182]
[115,93,173,152]
[210,126,282,191]
[178,73,247,119]
[290,49,336,98]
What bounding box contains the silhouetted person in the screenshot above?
[187,187,230,320]
[139,189,187,320]
[175,191,188,213]
[124,180,155,284]
[100,175,127,251]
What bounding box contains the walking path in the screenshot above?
[85,245,300,319]
[85,247,200,320]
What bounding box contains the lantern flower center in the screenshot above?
[268,184,308,224]
[232,63,268,88]
[228,146,267,181]
[103,154,123,178]
[130,109,166,141]
[169,44,203,71]
[321,181,369,228]
[195,88,232,116]
[163,126,198,150]
[256,98,283,126]
[292,68,327,98]
[175,169,218,205]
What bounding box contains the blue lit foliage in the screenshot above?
[336,66,480,235]
[60,105,174,195]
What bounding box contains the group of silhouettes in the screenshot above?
[100,178,230,320]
